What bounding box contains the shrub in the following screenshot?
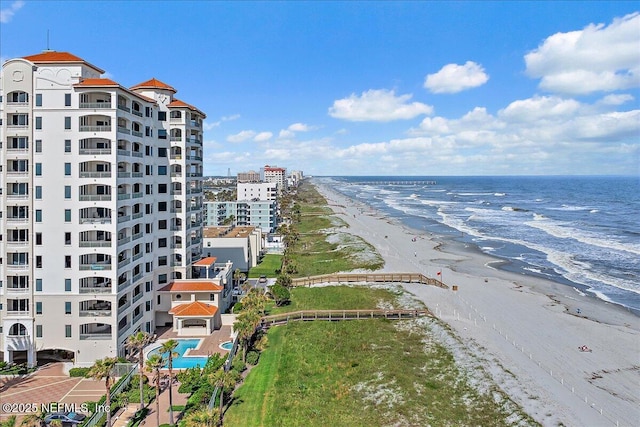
[69,367,92,377]
[245,351,260,366]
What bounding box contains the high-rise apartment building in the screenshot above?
[260,165,287,193]
[0,51,205,366]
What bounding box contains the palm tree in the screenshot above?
[125,331,151,411]
[145,353,165,427]
[87,357,117,427]
[182,407,220,427]
[20,409,45,427]
[234,310,260,362]
[1,415,16,427]
[209,369,237,423]
[159,339,179,425]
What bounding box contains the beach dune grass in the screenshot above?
[248,254,283,278]
[224,287,535,426]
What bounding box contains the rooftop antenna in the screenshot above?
[44,30,53,52]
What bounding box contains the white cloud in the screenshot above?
[222,114,241,121]
[499,96,581,122]
[278,129,295,139]
[525,13,640,94]
[254,131,273,142]
[328,89,433,122]
[288,122,314,132]
[205,114,241,131]
[424,61,489,94]
[598,94,634,106]
[0,0,24,23]
[227,130,256,143]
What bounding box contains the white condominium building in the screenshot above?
[0,51,205,366]
[260,165,287,193]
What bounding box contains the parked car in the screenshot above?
[44,412,86,426]
[258,275,267,283]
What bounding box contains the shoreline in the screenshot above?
[311,178,640,426]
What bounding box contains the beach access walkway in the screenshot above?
[261,308,432,328]
[291,272,448,288]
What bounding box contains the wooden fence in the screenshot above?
[291,272,448,289]
[260,309,432,328]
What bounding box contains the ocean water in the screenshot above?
[318,176,640,314]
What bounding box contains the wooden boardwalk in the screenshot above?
[261,309,432,328]
[291,272,448,289]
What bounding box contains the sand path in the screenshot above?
[315,181,640,427]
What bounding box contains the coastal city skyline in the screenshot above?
[1,1,639,177]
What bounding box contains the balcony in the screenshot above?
[132,151,143,158]
[80,333,112,340]
[117,126,131,135]
[80,102,112,109]
[132,130,143,137]
[132,212,144,220]
[80,286,112,294]
[118,323,131,338]
[117,104,130,113]
[6,240,29,247]
[79,240,112,248]
[170,136,182,142]
[80,147,112,155]
[80,217,111,225]
[117,149,131,157]
[80,309,112,317]
[132,311,143,325]
[132,292,144,304]
[80,194,112,201]
[118,172,131,178]
[118,280,131,292]
[132,252,143,262]
[117,193,131,200]
[132,272,143,283]
[80,171,112,178]
[6,264,29,271]
[6,310,30,317]
[118,258,131,269]
[79,263,112,271]
[5,286,30,294]
[118,299,131,311]
[6,216,29,224]
[132,110,143,117]
[118,236,131,245]
[6,193,29,200]
[117,215,131,224]
[80,125,111,132]
[132,192,143,199]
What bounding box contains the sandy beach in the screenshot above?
[313,180,640,427]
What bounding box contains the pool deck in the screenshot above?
[154,325,234,358]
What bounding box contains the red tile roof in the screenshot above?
[169,301,218,317]
[159,280,223,292]
[167,98,206,117]
[130,78,176,93]
[73,78,119,87]
[193,257,217,267]
[23,51,105,73]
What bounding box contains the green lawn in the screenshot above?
[224,287,535,427]
[248,254,283,278]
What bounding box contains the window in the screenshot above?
[158,147,167,157]
[65,256,71,268]
[158,111,166,121]
[145,126,152,137]
[36,139,42,153]
[65,232,71,245]
[65,186,71,199]
[158,129,167,139]
[210,294,215,301]
[145,145,152,156]
[65,301,72,314]
[65,278,71,292]
[158,201,167,212]
[36,210,42,222]
[158,183,167,193]
[159,274,167,284]
[145,184,153,195]
[145,204,152,214]
[65,139,71,153]
[157,295,161,305]
[158,220,167,230]
[36,301,43,314]
[145,223,153,234]
[64,117,71,129]
[158,238,167,248]
[35,117,42,129]
[35,186,42,199]
[64,163,71,176]
[146,301,152,312]
[158,256,167,266]
[145,281,152,292]
[36,279,42,292]
[65,209,71,222]
[65,325,71,338]
[145,243,153,253]
[145,165,153,175]
[35,163,42,176]
[36,325,43,338]
[36,233,42,245]
[65,93,71,106]
[35,94,42,106]
[158,166,167,175]
[36,256,42,268]
[145,106,152,117]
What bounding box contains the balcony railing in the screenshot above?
[118,280,131,292]
[132,252,143,262]
[118,172,131,178]
[132,192,143,199]
[132,272,143,283]
[118,323,131,337]
[79,194,112,201]
[132,292,144,304]
[80,125,111,132]
[80,102,112,109]
[5,287,30,294]
[132,110,143,117]
[80,217,111,224]
[6,217,29,223]
[117,149,131,157]
[132,312,143,325]
[80,309,112,317]
[117,215,131,224]
[132,130,143,137]
[79,263,112,271]
[80,148,112,155]
[79,240,112,248]
[132,232,143,241]
[80,286,112,294]
[117,104,130,113]
[118,236,131,245]
[117,126,130,135]
[80,171,112,178]
[80,333,112,340]
[132,151,143,158]
[118,258,131,269]
[117,193,131,200]
[6,264,29,270]
[170,136,182,142]
[132,212,143,219]
[118,300,131,311]
[6,310,30,316]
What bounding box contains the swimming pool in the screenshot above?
[146,338,209,369]
[219,341,233,351]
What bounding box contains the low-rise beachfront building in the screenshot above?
[155,258,233,336]
[237,181,277,201]
[202,226,263,272]
[203,200,277,232]
[0,51,205,366]
[237,170,260,183]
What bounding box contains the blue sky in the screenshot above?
[1,1,639,176]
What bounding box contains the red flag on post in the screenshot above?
[437,271,441,276]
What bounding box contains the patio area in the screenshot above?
[152,324,234,358]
